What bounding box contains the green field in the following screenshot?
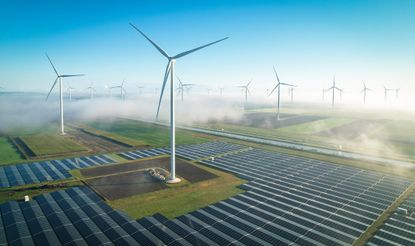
[80,125,147,147]
[88,118,212,147]
[0,137,22,164]
[20,134,87,156]
[107,162,246,219]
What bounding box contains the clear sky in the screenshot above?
[1,0,415,102]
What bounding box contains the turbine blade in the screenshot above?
[280,82,295,87]
[269,84,279,96]
[45,78,58,101]
[246,79,253,87]
[61,74,85,77]
[45,53,59,76]
[273,66,280,83]
[130,23,170,58]
[156,61,171,120]
[172,37,229,59]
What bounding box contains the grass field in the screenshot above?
[0,137,22,164]
[107,161,246,219]
[88,118,212,147]
[20,134,87,156]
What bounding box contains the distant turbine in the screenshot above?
[176,76,195,102]
[269,66,295,120]
[66,85,75,101]
[207,89,212,95]
[237,80,252,105]
[394,88,400,99]
[288,87,295,103]
[45,53,84,135]
[219,87,224,96]
[384,86,391,101]
[339,88,344,100]
[130,23,228,184]
[326,75,342,109]
[86,82,96,99]
[136,84,144,95]
[322,88,326,101]
[361,82,372,104]
[111,80,126,100]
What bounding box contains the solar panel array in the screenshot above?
[118,141,246,161]
[0,142,413,245]
[368,192,415,245]
[0,155,115,188]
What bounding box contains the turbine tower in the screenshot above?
[111,80,126,100]
[130,23,227,183]
[176,76,195,102]
[237,80,252,105]
[45,54,84,135]
[136,84,144,95]
[361,82,372,104]
[269,66,295,120]
[86,82,96,99]
[66,85,75,101]
[288,87,295,103]
[322,88,326,101]
[326,75,342,109]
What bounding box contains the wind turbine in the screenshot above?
[66,84,75,101]
[45,54,84,135]
[136,84,144,95]
[326,75,342,109]
[237,80,252,105]
[322,88,326,101]
[219,87,224,96]
[361,82,372,104]
[384,86,391,101]
[86,82,96,99]
[130,23,228,184]
[269,66,295,120]
[394,88,400,99]
[111,80,126,100]
[176,76,195,102]
[288,87,295,103]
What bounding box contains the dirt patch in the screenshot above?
[67,128,137,153]
[82,157,218,200]
[209,112,326,129]
[86,171,166,200]
[316,119,388,139]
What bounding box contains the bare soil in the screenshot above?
[82,157,218,200]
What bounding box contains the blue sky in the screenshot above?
[1,0,415,99]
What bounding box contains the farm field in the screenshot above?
[88,118,213,147]
[0,137,22,164]
[192,109,415,162]
[19,134,87,156]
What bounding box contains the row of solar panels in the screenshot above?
[368,192,415,245]
[0,155,115,188]
[118,141,246,161]
[196,148,412,245]
[0,141,246,189]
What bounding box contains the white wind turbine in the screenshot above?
[384,86,392,101]
[111,80,126,100]
[66,84,75,101]
[176,76,195,102]
[288,87,295,103]
[322,88,326,101]
[237,80,252,105]
[394,88,400,99]
[86,82,96,99]
[361,82,372,104]
[130,23,228,183]
[269,66,295,120]
[45,54,84,135]
[136,84,144,95]
[326,75,342,109]
[219,87,224,96]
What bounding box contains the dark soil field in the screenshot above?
[209,112,326,129]
[67,128,136,153]
[82,157,218,200]
[317,119,388,139]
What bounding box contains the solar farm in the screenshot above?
[0,140,414,245]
